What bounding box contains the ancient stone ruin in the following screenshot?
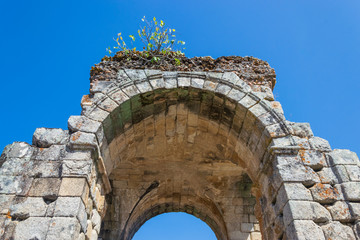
[1,56,359,239]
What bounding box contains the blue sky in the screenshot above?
[1,0,360,239]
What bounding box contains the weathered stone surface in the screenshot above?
[283,201,331,226]
[29,178,61,198]
[309,137,331,152]
[287,121,314,138]
[62,160,92,179]
[68,115,102,134]
[299,150,326,171]
[328,149,360,166]
[345,165,360,182]
[0,175,32,195]
[10,197,48,219]
[274,155,320,187]
[342,182,360,201]
[32,128,68,148]
[46,217,81,240]
[0,157,34,176]
[321,221,356,240]
[29,160,62,177]
[327,201,352,222]
[1,142,34,162]
[275,183,313,214]
[13,217,50,240]
[90,229,98,240]
[33,144,66,161]
[317,167,338,184]
[59,177,89,203]
[286,220,325,240]
[0,195,15,214]
[349,202,360,219]
[69,132,98,150]
[310,183,341,204]
[90,80,114,93]
[54,197,87,231]
[91,209,101,233]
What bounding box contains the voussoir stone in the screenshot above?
[328,149,360,166]
[321,221,356,240]
[32,128,69,148]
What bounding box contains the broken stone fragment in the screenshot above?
[287,121,314,138]
[32,127,69,148]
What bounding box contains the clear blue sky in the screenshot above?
[1,1,360,239]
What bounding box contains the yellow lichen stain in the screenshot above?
[6,211,11,219]
[71,132,81,141]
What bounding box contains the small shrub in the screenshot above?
[106,17,186,64]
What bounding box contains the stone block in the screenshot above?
[287,121,314,138]
[136,81,152,93]
[0,157,34,176]
[13,217,50,240]
[328,149,360,166]
[62,149,93,161]
[32,128,68,148]
[275,183,313,214]
[32,144,65,161]
[68,115,102,134]
[349,202,360,219]
[121,84,140,97]
[70,132,98,150]
[345,165,360,181]
[283,201,331,226]
[124,69,146,81]
[274,156,320,187]
[29,160,62,178]
[299,150,326,171]
[46,217,81,240]
[0,142,33,160]
[90,229,98,240]
[309,137,331,152]
[0,195,15,214]
[354,222,360,239]
[62,160,93,180]
[215,83,232,95]
[342,182,360,201]
[150,78,165,89]
[90,80,114,93]
[191,77,204,88]
[227,88,246,102]
[91,209,101,234]
[10,197,48,219]
[310,183,341,204]
[108,88,129,105]
[317,167,338,184]
[82,105,109,122]
[326,201,352,222]
[29,178,61,198]
[54,197,87,232]
[59,177,89,204]
[0,175,33,195]
[321,221,356,240]
[332,165,350,183]
[286,220,325,240]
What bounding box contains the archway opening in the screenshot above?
[132,212,217,240]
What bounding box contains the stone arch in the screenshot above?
[1,67,359,240]
[71,70,300,239]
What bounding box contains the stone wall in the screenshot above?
[0,62,359,240]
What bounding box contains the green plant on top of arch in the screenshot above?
[106,16,186,66]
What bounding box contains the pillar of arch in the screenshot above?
[1,67,359,240]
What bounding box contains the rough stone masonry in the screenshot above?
[0,56,360,240]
